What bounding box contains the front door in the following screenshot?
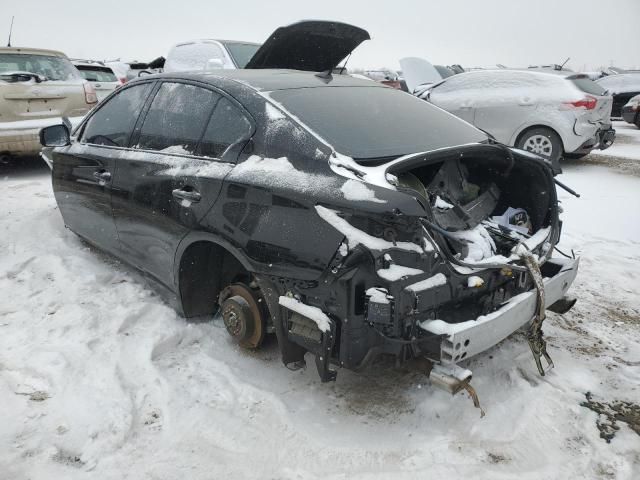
[52,81,154,254]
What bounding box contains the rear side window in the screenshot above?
[136,82,218,154]
[82,83,153,147]
[569,76,606,96]
[198,98,252,158]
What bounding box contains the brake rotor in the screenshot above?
[218,283,267,349]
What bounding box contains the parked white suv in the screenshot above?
[72,60,121,101]
[414,69,615,170]
[164,40,261,72]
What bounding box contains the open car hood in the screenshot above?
[245,20,370,72]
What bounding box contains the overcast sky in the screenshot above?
[5,0,640,71]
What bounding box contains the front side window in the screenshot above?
[136,82,218,154]
[0,53,81,81]
[198,98,252,158]
[82,82,153,147]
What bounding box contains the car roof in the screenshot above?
[148,69,389,92]
[0,46,68,58]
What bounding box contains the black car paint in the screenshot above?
[49,70,560,382]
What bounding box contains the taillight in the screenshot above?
[564,95,597,110]
[83,82,98,104]
[118,77,126,85]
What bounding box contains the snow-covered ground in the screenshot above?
[1,122,639,479]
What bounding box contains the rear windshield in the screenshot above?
[568,76,606,96]
[269,86,487,159]
[222,42,261,68]
[0,53,81,81]
[76,65,117,82]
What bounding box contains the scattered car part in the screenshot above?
[428,363,485,417]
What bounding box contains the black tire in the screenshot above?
[516,127,563,164]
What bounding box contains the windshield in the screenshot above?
[222,42,261,68]
[269,86,487,159]
[0,53,81,81]
[597,74,640,93]
[76,66,117,82]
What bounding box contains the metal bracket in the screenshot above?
[519,247,554,376]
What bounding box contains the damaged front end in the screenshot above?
[276,143,578,391]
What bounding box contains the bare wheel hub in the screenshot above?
[219,283,267,349]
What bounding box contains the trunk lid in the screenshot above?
[245,20,370,72]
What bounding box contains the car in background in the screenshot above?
[39,68,578,388]
[164,20,371,74]
[412,70,614,169]
[596,73,640,118]
[72,60,121,101]
[621,94,640,128]
[0,47,97,157]
[164,39,261,72]
[363,69,405,90]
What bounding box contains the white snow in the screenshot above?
[468,276,485,288]
[449,224,497,262]
[340,179,385,203]
[434,195,454,209]
[315,205,424,254]
[278,296,331,333]
[377,264,423,281]
[233,154,294,174]
[365,287,391,305]
[405,273,447,292]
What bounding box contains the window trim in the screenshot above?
[76,79,158,147]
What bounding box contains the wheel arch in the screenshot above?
[174,233,253,318]
[512,123,566,154]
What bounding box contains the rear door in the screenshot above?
[111,81,253,287]
[52,81,154,254]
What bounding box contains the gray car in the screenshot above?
[410,69,615,168]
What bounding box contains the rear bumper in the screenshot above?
[572,127,616,154]
[420,257,580,364]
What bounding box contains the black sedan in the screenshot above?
[597,73,640,118]
[40,68,579,389]
[621,94,640,128]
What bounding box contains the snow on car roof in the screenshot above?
[150,69,390,92]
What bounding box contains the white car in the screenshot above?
[412,69,615,169]
[164,39,261,72]
[72,60,121,101]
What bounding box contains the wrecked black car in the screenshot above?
[40,44,579,392]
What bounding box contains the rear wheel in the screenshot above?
[516,127,563,164]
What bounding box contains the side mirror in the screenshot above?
[40,124,70,147]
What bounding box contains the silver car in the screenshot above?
[415,70,615,167]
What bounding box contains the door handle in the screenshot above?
[172,188,201,203]
[93,170,111,181]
